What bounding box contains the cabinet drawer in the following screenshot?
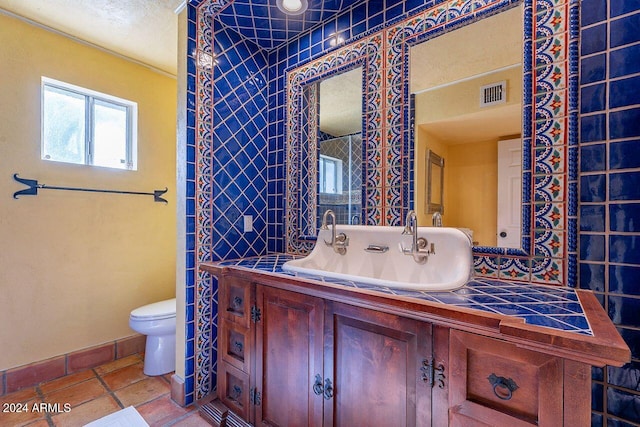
[217,362,252,423]
[220,276,253,328]
[220,318,251,372]
[449,330,562,426]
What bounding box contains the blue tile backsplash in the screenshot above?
[181,0,640,423]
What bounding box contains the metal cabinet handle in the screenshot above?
[227,296,243,313]
[313,374,324,395]
[312,375,333,399]
[323,378,334,400]
[488,374,519,400]
[231,384,242,401]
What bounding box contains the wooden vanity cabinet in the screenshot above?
[205,275,443,427]
[199,265,629,427]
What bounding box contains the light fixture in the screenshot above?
[277,0,308,15]
[329,34,345,47]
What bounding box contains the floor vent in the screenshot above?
[480,81,506,107]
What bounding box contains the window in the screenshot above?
[41,77,137,170]
[319,154,343,194]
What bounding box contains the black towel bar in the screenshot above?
[12,174,168,203]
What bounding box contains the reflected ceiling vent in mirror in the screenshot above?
[277,0,309,15]
[480,81,506,107]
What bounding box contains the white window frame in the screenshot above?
[41,77,138,170]
[319,154,343,195]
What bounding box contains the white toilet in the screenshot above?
[129,298,177,376]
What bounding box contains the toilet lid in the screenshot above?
[130,298,176,321]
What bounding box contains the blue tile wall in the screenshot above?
[579,1,640,423]
[266,0,459,254]
[185,0,269,403]
[211,20,268,261]
[182,0,640,421]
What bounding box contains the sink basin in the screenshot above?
[282,225,473,291]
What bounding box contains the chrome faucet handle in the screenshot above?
[432,211,443,227]
[335,233,349,245]
[320,210,348,254]
[401,210,430,263]
[321,209,334,230]
[402,210,417,234]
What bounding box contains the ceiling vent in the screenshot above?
[480,81,506,107]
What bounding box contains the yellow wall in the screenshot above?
[0,13,177,370]
[446,140,498,246]
[414,66,522,125]
[415,126,448,226]
[415,127,499,246]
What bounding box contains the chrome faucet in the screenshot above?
[401,210,430,264]
[432,211,442,227]
[321,209,348,255]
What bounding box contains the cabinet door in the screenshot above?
[254,286,325,427]
[324,301,433,427]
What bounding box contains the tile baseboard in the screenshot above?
[170,374,185,406]
[1,334,145,396]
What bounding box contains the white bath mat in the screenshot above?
[84,406,149,427]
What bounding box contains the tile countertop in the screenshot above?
[217,254,593,336]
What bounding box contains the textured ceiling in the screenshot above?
[0,0,182,75]
[0,0,366,75]
[320,67,362,137]
[211,0,365,50]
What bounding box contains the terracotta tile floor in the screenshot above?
[0,354,210,427]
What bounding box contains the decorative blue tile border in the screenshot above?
[286,37,376,253]
[188,0,270,403]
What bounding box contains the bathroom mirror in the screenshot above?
[292,62,366,240]
[426,150,444,215]
[411,5,523,247]
[317,68,363,227]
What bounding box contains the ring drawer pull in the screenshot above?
[313,374,324,396]
[487,374,519,400]
[323,378,334,400]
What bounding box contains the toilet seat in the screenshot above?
[130,298,176,321]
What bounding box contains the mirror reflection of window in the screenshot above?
[319,154,343,194]
[317,67,363,226]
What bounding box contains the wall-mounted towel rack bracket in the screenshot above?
[12,174,168,203]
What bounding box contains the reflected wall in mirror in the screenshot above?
[317,68,363,227]
[411,5,524,247]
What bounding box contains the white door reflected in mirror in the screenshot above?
[497,138,522,248]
